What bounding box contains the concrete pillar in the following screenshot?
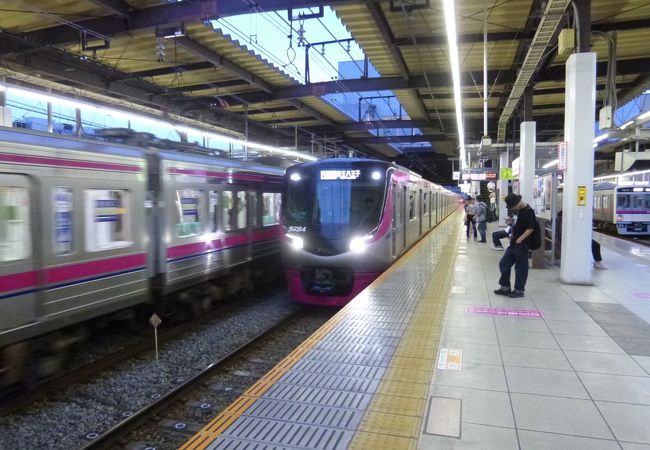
[498,152,509,226]
[519,121,536,204]
[560,52,597,285]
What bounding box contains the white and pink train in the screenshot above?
[281,159,459,306]
[0,127,284,384]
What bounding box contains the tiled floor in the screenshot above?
[420,223,650,450]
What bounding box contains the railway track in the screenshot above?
[0,288,328,450]
[80,309,332,450]
[0,281,284,413]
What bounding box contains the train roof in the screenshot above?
[593,182,618,190]
[288,158,430,181]
[159,151,284,176]
[0,126,284,176]
[0,126,144,159]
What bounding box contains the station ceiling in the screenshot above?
[0,0,648,183]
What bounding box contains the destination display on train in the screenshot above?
[320,169,361,180]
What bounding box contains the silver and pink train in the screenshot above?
[0,127,284,382]
[281,159,459,306]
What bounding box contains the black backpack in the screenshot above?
[486,208,497,223]
[529,219,542,250]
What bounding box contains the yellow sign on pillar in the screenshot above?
[500,168,512,180]
[577,185,587,206]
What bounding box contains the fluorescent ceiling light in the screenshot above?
[2,83,317,161]
[620,120,635,130]
[543,159,559,169]
[443,0,466,169]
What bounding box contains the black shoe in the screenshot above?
[494,288,511,296]
[508,290,525,298]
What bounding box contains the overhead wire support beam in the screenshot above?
[363,0,429,120]
[175,36,333,126]
[344,134,447,145]
[4,0,352,54]
[86,0,133,19]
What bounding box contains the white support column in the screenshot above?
[519,121,536,205]
[498,152,508,225]
[561,52,597,285]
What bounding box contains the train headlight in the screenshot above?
[372,171,381,180]
[349,235,373,254]
[290,172,301,181]
[286,233,304,250]
[616,214,623,222]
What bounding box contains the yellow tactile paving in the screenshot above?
[368,394,427,416]
[349,432,417,450]
[181,210,463,450]
[375,380,430,399]
[387,356,434,371]
[349,210,462,448]
[359,411,422,437]
[383,367,431,384]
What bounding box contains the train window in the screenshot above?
[0,187,31,262]
[54,187,74,255]
[408,192,415,220]
[237,191,247,229]
[209,191,218,232]
[250,192,260,228]
[222,191,235,231]
[603,196,608,209]
[262,192,280,226]
[634,195,644,209]
[175,189,203,238]
[617,194,630,210]
[85,189,131,251]
[423,192,429,215]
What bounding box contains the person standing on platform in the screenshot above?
[464,197,478,240]
[494,194,536,298]
[476,195,488,243]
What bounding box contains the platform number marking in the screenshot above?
[437,348,462,371]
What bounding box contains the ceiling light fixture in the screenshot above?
[542,159,559,169]
[443,0,466,169]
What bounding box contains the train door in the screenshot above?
[0,174,38,333]
[434,191,438,225]
[402,186,408,250]
[391,184,402,258]
[418,189,423,236]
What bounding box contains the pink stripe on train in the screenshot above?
[0,153,142,172]
[45,253,147,284]
[166,227,281,260]
[0,270,38,294]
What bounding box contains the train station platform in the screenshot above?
[181,210,650,450]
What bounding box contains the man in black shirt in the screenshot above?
[494,194,536,298]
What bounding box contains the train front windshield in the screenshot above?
[284,167,385,254]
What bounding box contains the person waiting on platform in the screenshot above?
[491,213,514,251]
[555,211,607,270]
[494,194,536,298]
[464,197,478,240]
[476,195,488,243]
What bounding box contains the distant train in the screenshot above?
[0,127,284,385]
[594,181,650,235]
[281,159,459,306]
